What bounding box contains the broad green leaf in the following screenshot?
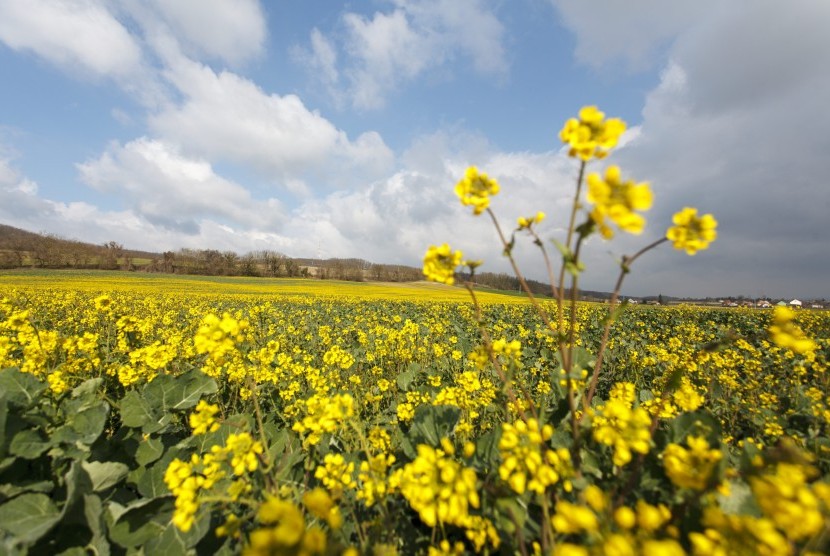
[136,461,170,498]
[170,369,218,410]
[0,493,61,543]
[61,462,94,524]
[396,362,420,392]
[83,494,110,556]
[409,405,460,447]
[135,436,164,466]
[145,513,209,554]
[53,401,109,446]
[71,378,103,399]
[119,390,163,431]
[82,461,129,492]
[108,497,174,549]
[9,429,50,459]
[144,369,218,413]
[0,368,46,409]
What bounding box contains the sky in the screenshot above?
[1,0,828,300]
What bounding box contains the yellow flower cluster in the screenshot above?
[315,453,356,497]
[498,418,572,494]
[245,496,327,556]
[356,453,396,507]
[662,436,722,490]
[292,393,355,446]
[224,432,264,476]
[666,207,718,255]
[559,105,626,160]
[690,507,789,556]
[750,462,826,542]
[397,442,479,527]
[586,165,653,239]
[517,211,546,229]
[164,431,262,532]
[591,382,652,466]
[423,244,464,285]
[189,399,221,435]
[454,166,500,215]
[164,453,225,532]
[768,306,817,354]
[193,312,248,364]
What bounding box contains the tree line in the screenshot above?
[0,223,565,294]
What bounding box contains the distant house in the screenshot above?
[790,299,802,308]
[810,303,824,309]
[757,300,772,308]
[776,301,788,307]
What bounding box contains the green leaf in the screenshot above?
[119,390,166,433]
[9,429,51,459]
[396,363,420,392]
[53,400,109,446]
[144,369,218,413]
[61,462,94,523]
[135,436,164,466]
[0,493,61,543]
[83,494,111,556]
[71,378,103,399]
[409,405,460,447]
[145,513,210,554]
[136,461,171,498]
[82,461,129,492]
[0,368,46,409]
[108,497,174,549]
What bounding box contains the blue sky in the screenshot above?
[1,0,828,299]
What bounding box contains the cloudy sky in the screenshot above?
[1,0,828,299]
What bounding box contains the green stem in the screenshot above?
[584,237,668,408]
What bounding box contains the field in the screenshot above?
[0,271,829,555]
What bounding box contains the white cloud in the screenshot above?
[0,0,143,78]
[76,138,285,234]
[149,54,394,189]
[551,0,717,71]
[300,0,508,109]
[141,0,266,66]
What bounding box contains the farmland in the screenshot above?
[0,271,828,555]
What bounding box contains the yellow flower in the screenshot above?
[587,165,653,239]
[750,462,824,541]
[517,211,546,229]
[498,418,570,494]
[189,399,221,435]
[398,444,479,527]
[768,306,817,354]
[591,382,652,466]
[423,244,464,285]
[551,501,599,534]
[454,166,500,215]
[559,105,626,160]
[666,207,718,255]
[663,436,722,491]
[224,432,264,475]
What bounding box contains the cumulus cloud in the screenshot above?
[0,0,143,78]
[299,0,508,109]
[76,138,285,234]
[149,53,394,190]
[137,0,267,66]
